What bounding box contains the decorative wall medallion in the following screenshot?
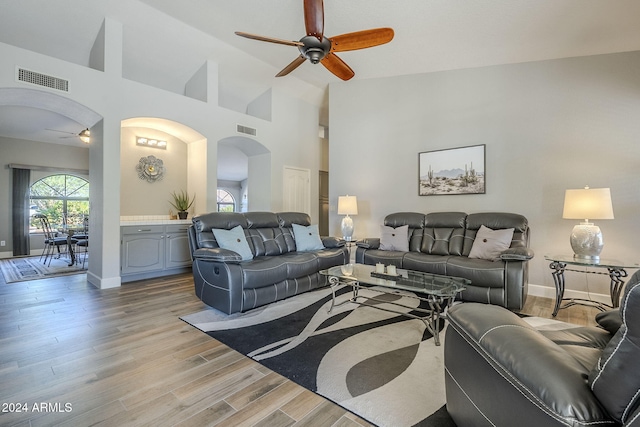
[136,155,165,182]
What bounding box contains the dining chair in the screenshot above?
[75,238,88,268]
[34,214,75,266]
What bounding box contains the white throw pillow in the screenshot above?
[212,225,254,261]
[468,225,514,261]
[292,223,325,252]
[379,225,409,252]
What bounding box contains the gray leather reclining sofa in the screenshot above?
[444,272,640,426]
[355,212,533,310]
[188,211,348,314]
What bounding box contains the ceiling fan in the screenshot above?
[46,128,91,143]
[235,0,394,81]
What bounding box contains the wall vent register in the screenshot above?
[17,68,69,92]
[237,124,257,136]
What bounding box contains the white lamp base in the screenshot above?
[570,222,604,260]
[341,215,354,241]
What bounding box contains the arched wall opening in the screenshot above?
[0,87,102,279]
[120,117,206,218]
[217,136,271,213]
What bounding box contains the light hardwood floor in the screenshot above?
[0,271,600,427]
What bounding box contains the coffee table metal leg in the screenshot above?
[327,276,358,313]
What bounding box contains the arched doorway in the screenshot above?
[0,87,101,258]
[217,136,271,212]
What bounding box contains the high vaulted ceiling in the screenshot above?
[1,0,640,147]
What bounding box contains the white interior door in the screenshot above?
[283,166,310,215]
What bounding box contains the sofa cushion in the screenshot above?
[193,212,249,249]
[464,212,528,255]
[588,278,640,424]
[240,257,289,289]
[292,223,324,251]
[279,252,319,278]
[446,257,506,288]
[421,212,466,255]
[468,225,514,261]
[212,225,254,261]
[402,252,449,276]
[359,249,405,267]
[383,212,425,252]
[315,247,348,270]
[379,224,409,251]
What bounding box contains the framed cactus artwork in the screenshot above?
[418,144,485,196]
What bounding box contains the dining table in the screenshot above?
[57,226,85,266]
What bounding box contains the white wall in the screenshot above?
[0,9,325,287]
[329,50,640,297]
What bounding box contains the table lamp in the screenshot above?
[337,195,358,241]
[562,186,614,260]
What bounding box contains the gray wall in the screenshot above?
[0,137,89,254]
[120,127,188,216]
[329,50,640,296]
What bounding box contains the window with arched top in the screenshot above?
[29,174,89,232]
[217,189,236,212]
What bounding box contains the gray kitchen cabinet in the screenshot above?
[121,224,191,281]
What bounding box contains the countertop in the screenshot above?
[120,216,192,226]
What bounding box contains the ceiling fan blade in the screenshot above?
[46,128,76,135]
[235,31,303,47]
[321,53,355,81]
[330,28,395,52]
[304,0,324,40]
[276,55,307,77]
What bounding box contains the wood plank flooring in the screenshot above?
[0,271,600,426]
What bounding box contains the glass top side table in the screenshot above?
[544,255,640,316]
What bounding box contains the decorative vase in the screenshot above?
[178,211,188,220]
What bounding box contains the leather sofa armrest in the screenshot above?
[193,247,243,263]
[322,236,345,248]
[500,247,534,261]
[356,238,380,249]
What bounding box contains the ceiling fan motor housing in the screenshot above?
[299,36,331,63]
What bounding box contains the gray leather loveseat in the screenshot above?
[188,211,348,314]
[444,272,640,426]
[355,212,533,310]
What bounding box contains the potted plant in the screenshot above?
[169,190,194,220]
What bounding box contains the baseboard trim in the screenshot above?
[528,283,611,305]
[87,271,121,289]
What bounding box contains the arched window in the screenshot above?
[30,174,89,232]
[217,189,236,212]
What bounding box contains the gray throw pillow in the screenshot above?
[292,223,324,252]
[379,225,409,252]
[212,225,254,261]
[468,225,514,261]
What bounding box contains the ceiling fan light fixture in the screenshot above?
[79,128,90,144]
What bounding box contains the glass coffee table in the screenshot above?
[320,264,468,346]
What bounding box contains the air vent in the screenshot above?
[17,68,69,92]
[236,124,257,136]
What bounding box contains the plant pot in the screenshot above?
[177,211,188,220]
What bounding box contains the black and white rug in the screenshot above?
[181,285,457,427]
[0,255,86,283]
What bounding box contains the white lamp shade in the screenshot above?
[562,187,614,220]
[337,195,358,216]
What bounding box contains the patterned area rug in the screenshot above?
[181,286,457,427]
[0,256,86,283]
